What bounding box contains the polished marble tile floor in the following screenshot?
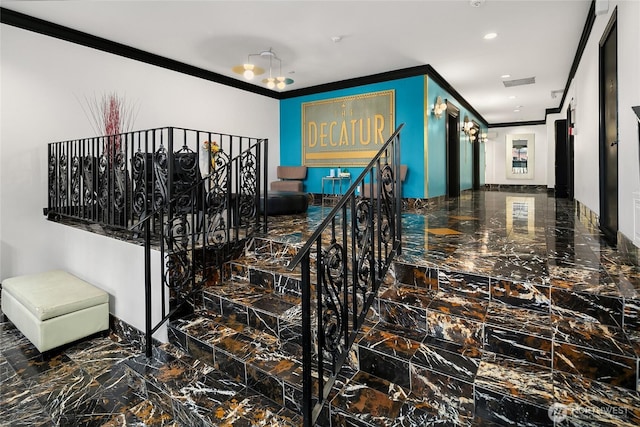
[2,190,640,426]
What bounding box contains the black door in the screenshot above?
[555,119,568,198]
[599,15,618,243]
[446,102,460,198]
[567,107,575,200]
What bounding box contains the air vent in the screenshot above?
[503,77,536,88]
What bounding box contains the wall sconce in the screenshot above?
[432,96,447,119]
[462,115,477,142]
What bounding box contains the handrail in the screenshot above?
[287,123,404,271]
[295,124,404,426]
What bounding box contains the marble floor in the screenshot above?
[1,190,639,426]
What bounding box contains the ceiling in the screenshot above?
[1,0,593,125]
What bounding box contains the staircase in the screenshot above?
[150,205,639,426]
[46,127,639,425]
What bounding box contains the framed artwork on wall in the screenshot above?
[505,133,535,179]
[301,90,395,167]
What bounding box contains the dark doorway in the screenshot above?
[555,119,569,198]
[472,122,481,191]
[446,101,460,198]
[599,12,618,244]
[567,107,575,200]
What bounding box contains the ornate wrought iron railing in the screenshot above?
[288,124,404,426]
[47,127,266,233]
[46,127,268,355]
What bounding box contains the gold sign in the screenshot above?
[302,90,395,166]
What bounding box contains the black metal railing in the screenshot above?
[47,127,267,233]
[288,124,404,426]
[46,127,269,355]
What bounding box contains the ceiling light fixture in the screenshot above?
[432,96,447,119]
[232,48,294,90]
[484,32,498,40]
[501,74,511,79]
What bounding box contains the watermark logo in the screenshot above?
[548,403,569,423]
[548,403,628,422]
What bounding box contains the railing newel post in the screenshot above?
[263,138,268,233]
[144,215,152,358]
[395,134,402,255]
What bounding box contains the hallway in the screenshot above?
[1,190,639,426]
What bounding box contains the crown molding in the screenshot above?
[554,0,596,117]
[489,120,547,129]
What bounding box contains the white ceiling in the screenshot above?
[2,0,593,125]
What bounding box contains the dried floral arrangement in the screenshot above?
[79,92,139,162]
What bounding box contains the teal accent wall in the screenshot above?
[280,77,424,198]
[280,74,485,199]
[426,78,486,197]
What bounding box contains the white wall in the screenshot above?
[557,0,640,243]
[0,24,280,338]
[484,124,548,186]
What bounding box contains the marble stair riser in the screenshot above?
[551,287,624,327]
[409,365,475,420]
[474,387,552,426]
[483,326,552,368]
[553,342,637,391]
[249,267,303,296]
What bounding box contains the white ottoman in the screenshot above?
[1,270,109,353]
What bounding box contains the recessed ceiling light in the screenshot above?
[501,74,511,79]
[484,32,498,40]
[514,109,521,112]
[509,95,517,99]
